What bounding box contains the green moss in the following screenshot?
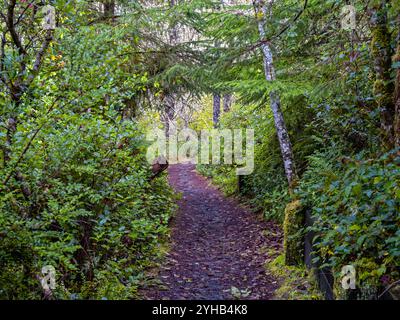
[371,26,390,57]
[265,253,323,300]
[373,79,392,107]
[283,199,305,266]
[370,7,391,86]
[373,79,385,96]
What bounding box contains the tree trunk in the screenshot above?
[223,94,232,112]
[213,93,221,128]
[1,2,53,196]
[370,1,395,148]
[269,91,297,186]
[103,1,115,18]
[164,97,175,137]
[394,14,400,148]
[252,1,299,267]
[253,0,297,187]
[163,0,178,137]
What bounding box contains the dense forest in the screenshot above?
[0,0,399,300]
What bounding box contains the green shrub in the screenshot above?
[298,149,400,296]
[0,114,176,299]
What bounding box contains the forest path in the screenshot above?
[141,163,282,300]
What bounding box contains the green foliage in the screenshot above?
[1,0,400,300]
[193,0,399,299]
[0,1,178,299]
[197,164,238,196]
[297,149,400,293]
[197,94,316,222]
[0,110,177,299]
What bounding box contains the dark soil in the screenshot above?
[141,163,283,300]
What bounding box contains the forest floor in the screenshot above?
[141,163,283,300]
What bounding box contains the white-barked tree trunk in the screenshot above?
[253,0,297,187]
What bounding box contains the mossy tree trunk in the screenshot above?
[394,14,400,148]
[103,0,115,18]
[283,200,305,266]
[370,1,395,149]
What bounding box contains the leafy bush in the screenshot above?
[0,4,180,299]
[298,149,400,296]
[0,112,176,299]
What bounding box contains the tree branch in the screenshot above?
[275,0,308,39]
[6,0,27,56]
[27,30,54,85]
[2,96,61,188]
[0,32,7,85]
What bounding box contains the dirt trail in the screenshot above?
[142,164,282,300]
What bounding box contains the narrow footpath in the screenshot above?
[142,164,283,300]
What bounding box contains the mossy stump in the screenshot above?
[283,199,305,266]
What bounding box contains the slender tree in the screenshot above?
[394,14,400,148]
[252,0,297,187]
[370,1,395,148]
[213,93,221,128]
[163,0,178,137]
[212,0,227,128]
[223,94,232,112]
[1,0,54,195]
[103,0,115,17]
